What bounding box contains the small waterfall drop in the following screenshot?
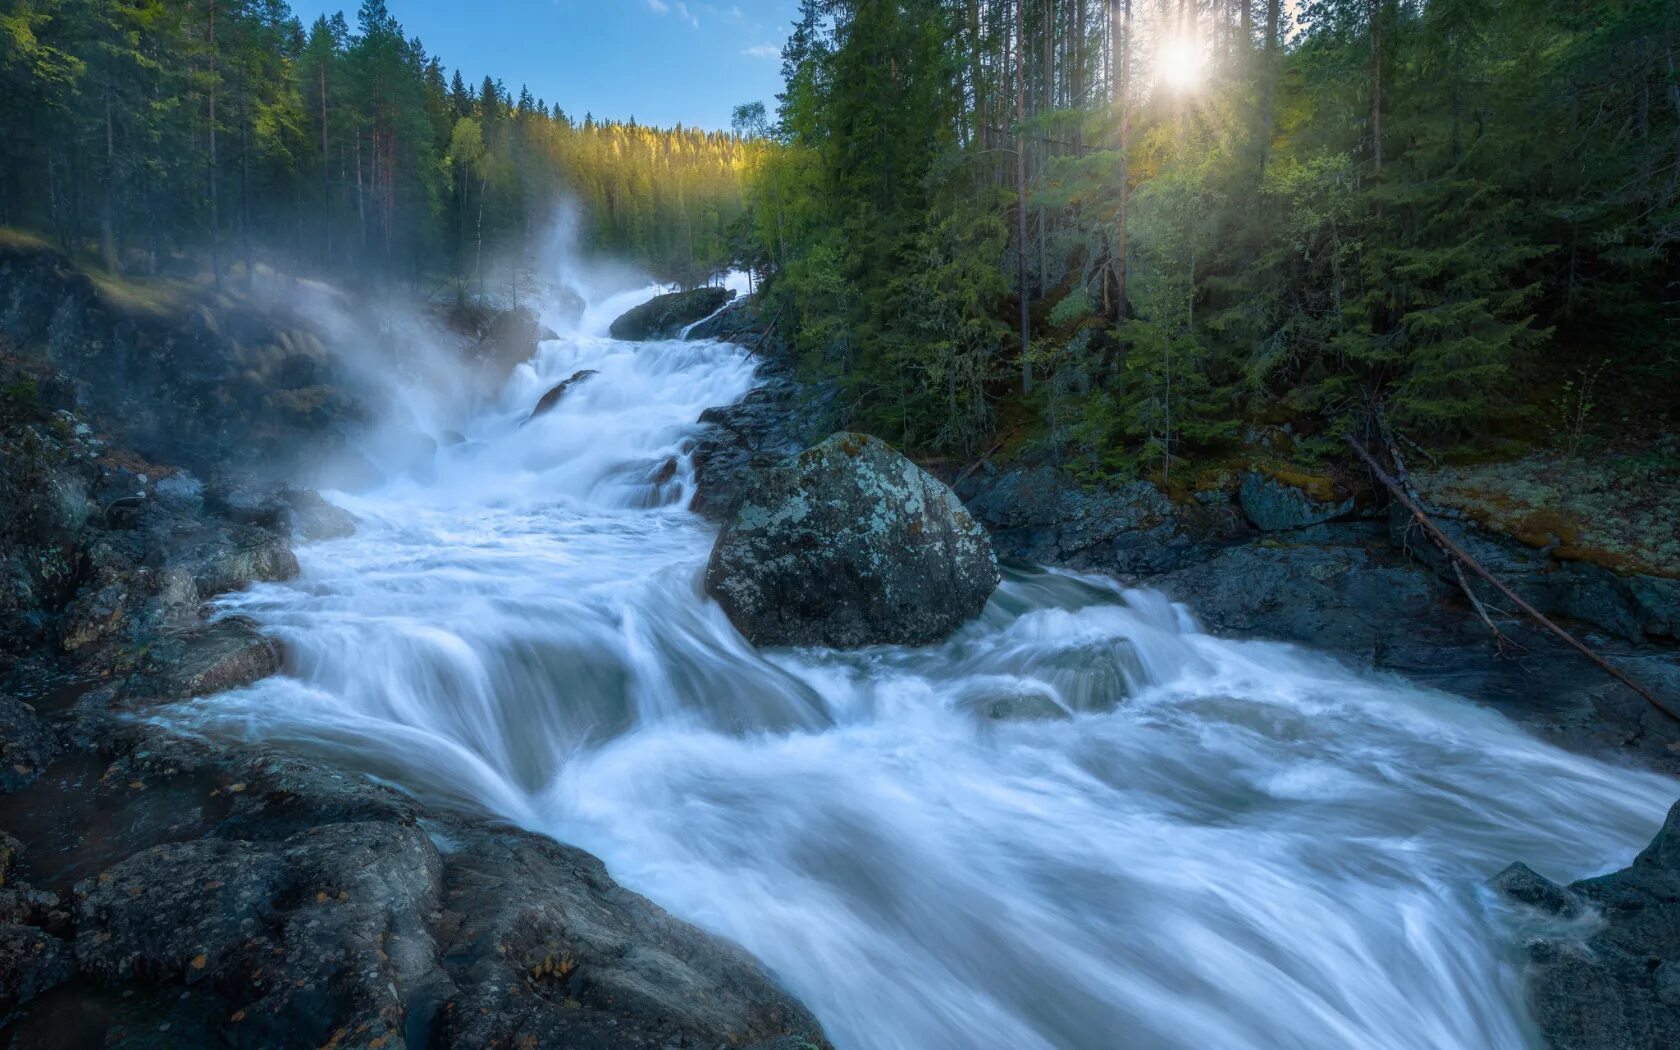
[163,280,1678,1050]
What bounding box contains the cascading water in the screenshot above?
[164,280,1678,1050]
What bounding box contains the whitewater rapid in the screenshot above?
[166,283,1678,1050]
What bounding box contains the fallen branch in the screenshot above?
[952,439,1007,491]
[1373,408,1522,652]
[743,308,785,361]
[1346,434,1678,724]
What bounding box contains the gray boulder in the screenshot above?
[609,288,734,341]
[1239,471,1355,531]
[705,432,999,648]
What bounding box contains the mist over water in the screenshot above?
[164,276,1678,1050]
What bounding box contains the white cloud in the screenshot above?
[742,43,779,59]
[646,0,700,27]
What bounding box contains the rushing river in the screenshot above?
[166,282,1677,1050]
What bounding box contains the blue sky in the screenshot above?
[288,0,796,130]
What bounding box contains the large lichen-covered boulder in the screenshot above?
[704,432,1000,648]
[609,287,734,341]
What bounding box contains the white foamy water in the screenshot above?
[166,282,1678,1050]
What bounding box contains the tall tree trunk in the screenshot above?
[207,0,220,288]
[476,171,486,297]
[1370,0,1383,176]
[101,80,118,272]
[1113,0,1132,319]
[1016,0,1032,394]
[1251,0,1282,180]
[320,63,331,263]
[240,74,252,286]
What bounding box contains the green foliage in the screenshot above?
[737,0,1680,464]
[0,0,762,287]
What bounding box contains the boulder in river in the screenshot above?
[704,432,1000,648]
[523,369,598,424]
[609,287,734,341]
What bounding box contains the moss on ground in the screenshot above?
[1417,446,1680,578]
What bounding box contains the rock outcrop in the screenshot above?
[609,287,734,341]
[1495,802,1680,1050]
[705,432,999,648]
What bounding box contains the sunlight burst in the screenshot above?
[1158,37,1205,93]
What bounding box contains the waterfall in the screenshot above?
[161,280,1677,1050]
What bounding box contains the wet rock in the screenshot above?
[609,287,735,341]
[648,456,679,486]
[434,822,833,1050]
[523,368,598,424]
[133,617,280,702]
[0,923,75,1015]
[449,302,552,384]
[1492,862,1582,919]
[958,686,1070,723]
[1502,800,1680,1050]
[74,821,446,1050]
[280,488,357,542]
[0,830,21,886]
[1239,471,1355,531]
[0,696,60,793]
[706,432,1000,648]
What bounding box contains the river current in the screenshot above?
[165,281,1677,1050]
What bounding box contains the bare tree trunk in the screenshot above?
[1015,0,1033,394]
[320,63,331,263]
[1370,0,1383,176]
[1113,0,1132,319]
[240,74,253,286]
[101,81,118,272]
[476,171,486,298]
[207,0,220,288]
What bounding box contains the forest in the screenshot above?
[0,0,763,288]
[736,0,1680,478]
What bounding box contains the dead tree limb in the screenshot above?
[743,307,784,361]
[1346,434,1678,724]
[1373,410,1523,651]
[952,439,1008,491]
